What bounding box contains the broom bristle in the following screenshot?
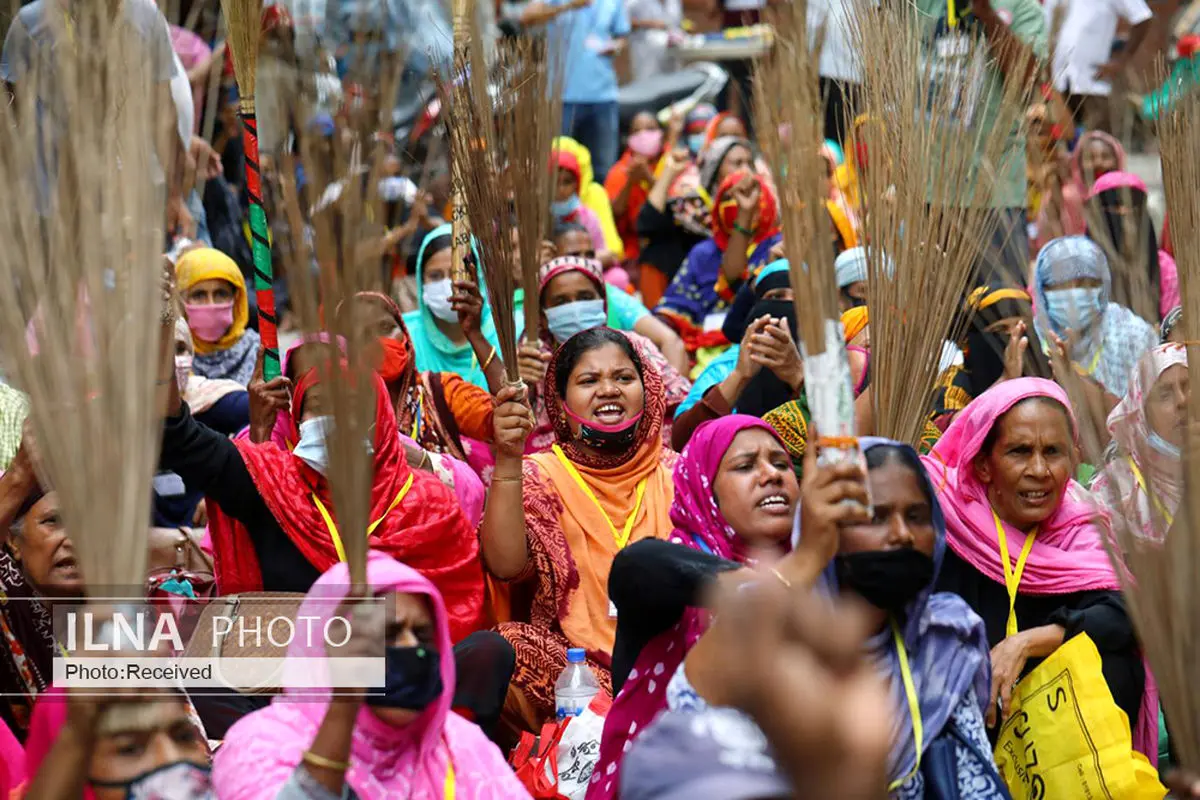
[850,0,1036,447]
[220,0,263,101]
[1083,85,1200,771]
[753,0,837,353]
[265,49,408,587]
[496,35,565,342]
[0,7,167,591]
[434,15,522,383]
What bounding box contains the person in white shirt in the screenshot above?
[1046,0,1153,132]
[809,0,862,143]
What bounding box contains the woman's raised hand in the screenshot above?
[248,347,292,444]
[794,443,870,576]
[493,382,534,461]
[517,342,551,388]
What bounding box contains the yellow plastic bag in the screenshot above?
[993,633,1165,800]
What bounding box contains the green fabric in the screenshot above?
[1141,57,1200,120]
[606,285,650,331]
[1158,705,1171,776]
[1076,462,1097,487]
[912,0,1046,209]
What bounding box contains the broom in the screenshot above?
[849,0,1037,447]
[754,0,859,465]
[0,7,165,600]
[268,55,408,588]
[1076,85,1200,774]
[434,12,523,385]
[495,35,566,342]
[221,0,281,381]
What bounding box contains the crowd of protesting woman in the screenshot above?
[3,0,1200,797]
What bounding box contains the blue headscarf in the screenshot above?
[1032,236,1157,398]
[795,437,991,788]
[400,223,501,389]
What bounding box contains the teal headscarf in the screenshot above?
[401,223,501,389]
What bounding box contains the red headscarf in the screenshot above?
[208,369,484,642]
[711,170,780,252]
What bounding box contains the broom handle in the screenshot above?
[239,97,281,381]
[450,0,473,284]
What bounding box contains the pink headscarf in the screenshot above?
[212,552,525,800]
[922,378,1120,595]
[588,416,786,800]
[1092,344,1187,544]
[1033,131,1128,254]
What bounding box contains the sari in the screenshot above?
[588,415,784,800]
[1092,344,1187,544]
[525,257,692,453]
[0,550,52,742]
[1032,236,1157,398]
[922,378,1159,760]
[207,367,485,642]
[213,553,527,800]
[175,247,261,386]
[495,332,678,727]
[400,224,502,390]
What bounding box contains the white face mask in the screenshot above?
[293,415,333,475]
[423,278,459,323]
[174,354,193,394]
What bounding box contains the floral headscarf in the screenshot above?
[710,170,780,253]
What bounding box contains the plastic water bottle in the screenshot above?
[555,648,600,720]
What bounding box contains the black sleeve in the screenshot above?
[159,403,271,530]
[635,201,677,238]
[1046,589,1137,654]
[193,392,250,437]
[609,539,740,693]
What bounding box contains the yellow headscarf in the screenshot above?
[841,306,869,344]
[175,248,250,355]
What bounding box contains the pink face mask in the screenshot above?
[563,404,644,450]
[185,302,235,343]
[628,129,664,158]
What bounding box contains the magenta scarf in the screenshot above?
[921,378,1158,763]
[587,416,784,800]
[213,552,526,800]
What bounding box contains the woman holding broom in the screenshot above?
[513,256,692,453]
[481,327,678,729]
[924,378,1157,758]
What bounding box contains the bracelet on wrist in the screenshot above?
[732,221,754,237]
[301,749,350,772]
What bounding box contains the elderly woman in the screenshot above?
[481,327,678,728]
[589,415,801,799]
[1092,344,1188,544]
[176,247,261,386]
[1033,236,1157,400]
[515,256,692,453]
[616,437,1003,799]
[925,378,1157,759]
[213,553,526,799]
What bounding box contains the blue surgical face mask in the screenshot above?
[551,195,581,220]
[1045,287,1103,331]
[423,277,458,323]
[1147,431,1181,458]
[545,299,607,343]
[294,415,333,475]
[687,133,706,155]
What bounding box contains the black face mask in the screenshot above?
[963,326,1007,396]
[366,644,444,711]
[834,548,934,613]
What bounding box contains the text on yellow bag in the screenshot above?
[993,633,1164,800]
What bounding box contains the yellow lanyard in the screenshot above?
[411,392,424,439]
[946,0,958,27]
[444,757,455,799]
[887,619,924,792]
[552,445,649,549]
[1085,346,1102,376]
[992,509,1036,638]
[312,474,414,562]
[1126,456,1175,528]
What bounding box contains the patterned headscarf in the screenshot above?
[1160,306,1183,344]
[544,328,667,470]
[1093,344,1187,543]
[1033,236,1157,397]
